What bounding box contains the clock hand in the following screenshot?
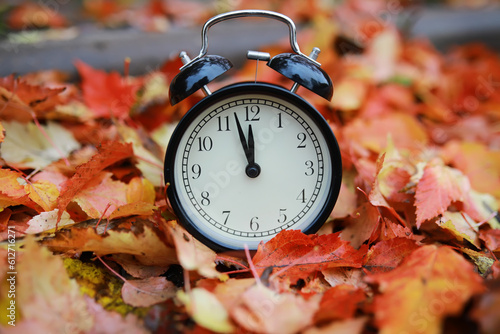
[247,124,255,165]
[233,113,260,178]
[245,124,261,178]
[233,113,250,161]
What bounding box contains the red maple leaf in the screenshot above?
[75,60,142,118]
[414,161,470,227]
[363,237,419,274]
[313,284,366,324]
[252,230,367,281]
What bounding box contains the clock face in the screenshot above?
[165,83,341,250]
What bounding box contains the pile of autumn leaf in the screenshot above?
[2,7,500,334]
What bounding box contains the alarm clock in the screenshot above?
[164,10,342,251]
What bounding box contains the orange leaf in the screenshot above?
[364,238,419,274]
[253,230,367,281]
[313,285,366,324]
[56,141,133,221]
[108,202,157,220]
[343,113,428,155]
[75,60,142,118]
[72,172,128,219]
[0,168,38,211]
[7,3,68,30]
[443,141,500,201]
[0,75,66,122]
[366,245,484,334]
[414,161,470,227]
[0,168,29,199]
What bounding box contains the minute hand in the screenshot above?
[233,113,251,163]
[233,113,261,178]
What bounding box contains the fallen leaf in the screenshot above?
[370,140,413,206]
[366,245,485,334]
[363,237,419,274]
[166,221,222,279]
[322,267,367,290]
[340,202,380,249]
[2,237,94,333]
[252,230,367,282]
[1,121,80,169]
[43,219,177,267]
[72,172,128,219]
[437,211,480,248]
[313,284,366,324]
[121,277,177,307]
[126,176,156,204]
[231,284,320,334]
[56,140,133,221]
[0,75,66,122]
[75,60,142,119]
[177,288,234,334]
[414,160,470,227]
[26,179,59,211]
[343,113,428,155]
[330,180,357,219]
[108,202,157,220]
[25,209,75,234]
[443,141,500,202]
[0,168,36,211]
[110,254,169,279]
[479,228,500,252]
[330,78,368,111]
[116,122,164,187]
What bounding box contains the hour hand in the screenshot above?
[233,113,261,178]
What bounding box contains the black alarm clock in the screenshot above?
[164,10,342,251]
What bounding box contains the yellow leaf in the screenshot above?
[26,180,59,211]
[438,211,480,248]
[126,177,156,204]
[177,288,234,334]
[1,121,80,169]
[108,202,157,220]
[43,219,177,267]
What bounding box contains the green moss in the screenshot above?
[63,257,148,317]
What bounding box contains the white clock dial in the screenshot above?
[166,84,340,250]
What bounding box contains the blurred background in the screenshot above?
[0,0,499,77]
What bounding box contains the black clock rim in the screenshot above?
[164,82,342,252]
